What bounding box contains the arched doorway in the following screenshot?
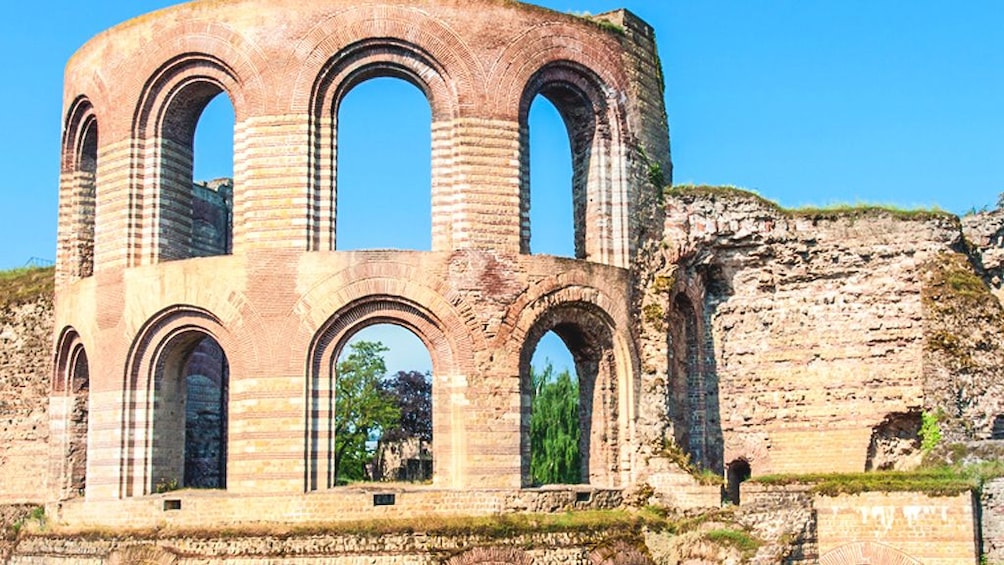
[518,302,621,488]
[151,333,229,491]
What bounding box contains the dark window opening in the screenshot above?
[726,459,751,505]
[992,415,1004,440]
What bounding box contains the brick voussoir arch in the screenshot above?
[289,4,483,114]
[499,280,637,487]
[61,96,98,174]
[53,326,89,395]
[487,21,629,117]
[819,541,921,565]
[119,305,245,498]
[303,290,470,491]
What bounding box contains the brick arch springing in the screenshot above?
[51,327,90,499]
[514,297,626,488]
[307,38,454,252]
[819,541,921,565]
[306,296,458,491]
[57,96,98,283]
[121,306,239,497]
[131,54,243,265]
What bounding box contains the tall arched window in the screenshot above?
[60,97,98,280]
[519,62,622,265]
[336,78,431,251]
[190,93,235,258]
[333,324,433,484]
[519,305,620,488]
[155,81,235,261]
[525,97,574,257]
[528,331,580,484]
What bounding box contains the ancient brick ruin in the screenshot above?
[27,0,1004,562]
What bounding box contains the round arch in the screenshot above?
[131,54,244,265]
[518,60,618,264]
[306,38,456,252]
[517,299,620,487]
[58,96,99,281]
[819,541,921,565]
[306,295,458,491]
[121,306,240,497]
[52,326,91,499]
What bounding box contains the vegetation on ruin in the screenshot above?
[660,440,725,486]
[704,528,761,556]
[566,11,626,35]
[0,266,54,309]
[530,362,582,485]
[752,459,1004,497]
[920,410,943,454]
[666,184,956,222]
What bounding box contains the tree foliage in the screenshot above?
[383,370,432,445]
[530,362,581,485]
[333,340,400,484]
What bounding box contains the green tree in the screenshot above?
[530,362,581,485]
[333,340,400,484]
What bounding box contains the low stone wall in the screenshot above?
[7,531,652,565]
[51,487,622,530]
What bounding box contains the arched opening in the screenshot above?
[525,96,575,258]
[668,294,708,470]
[519,304,620,488]
[151,333,229,491]
[993,415,1004,440]
[67,347,90,496]
[528,331,580,484]
[726,458,751,505]
[519,62,622,265]
[191,94,234,258]
[330,324,434,485]
[60,98,97,280]
[157,83,234,261]
[53,329,90,499]
[336,77,432,251]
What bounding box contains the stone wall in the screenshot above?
[984,478,1004,563]
[0,272,54,504]
[640,188,965,478]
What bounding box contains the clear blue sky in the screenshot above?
[2,1,1002,373]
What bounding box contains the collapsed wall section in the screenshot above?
[639,188,967,477]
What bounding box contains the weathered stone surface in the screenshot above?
[0,291,52,504]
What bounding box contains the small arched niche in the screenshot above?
[726,458,751,505]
